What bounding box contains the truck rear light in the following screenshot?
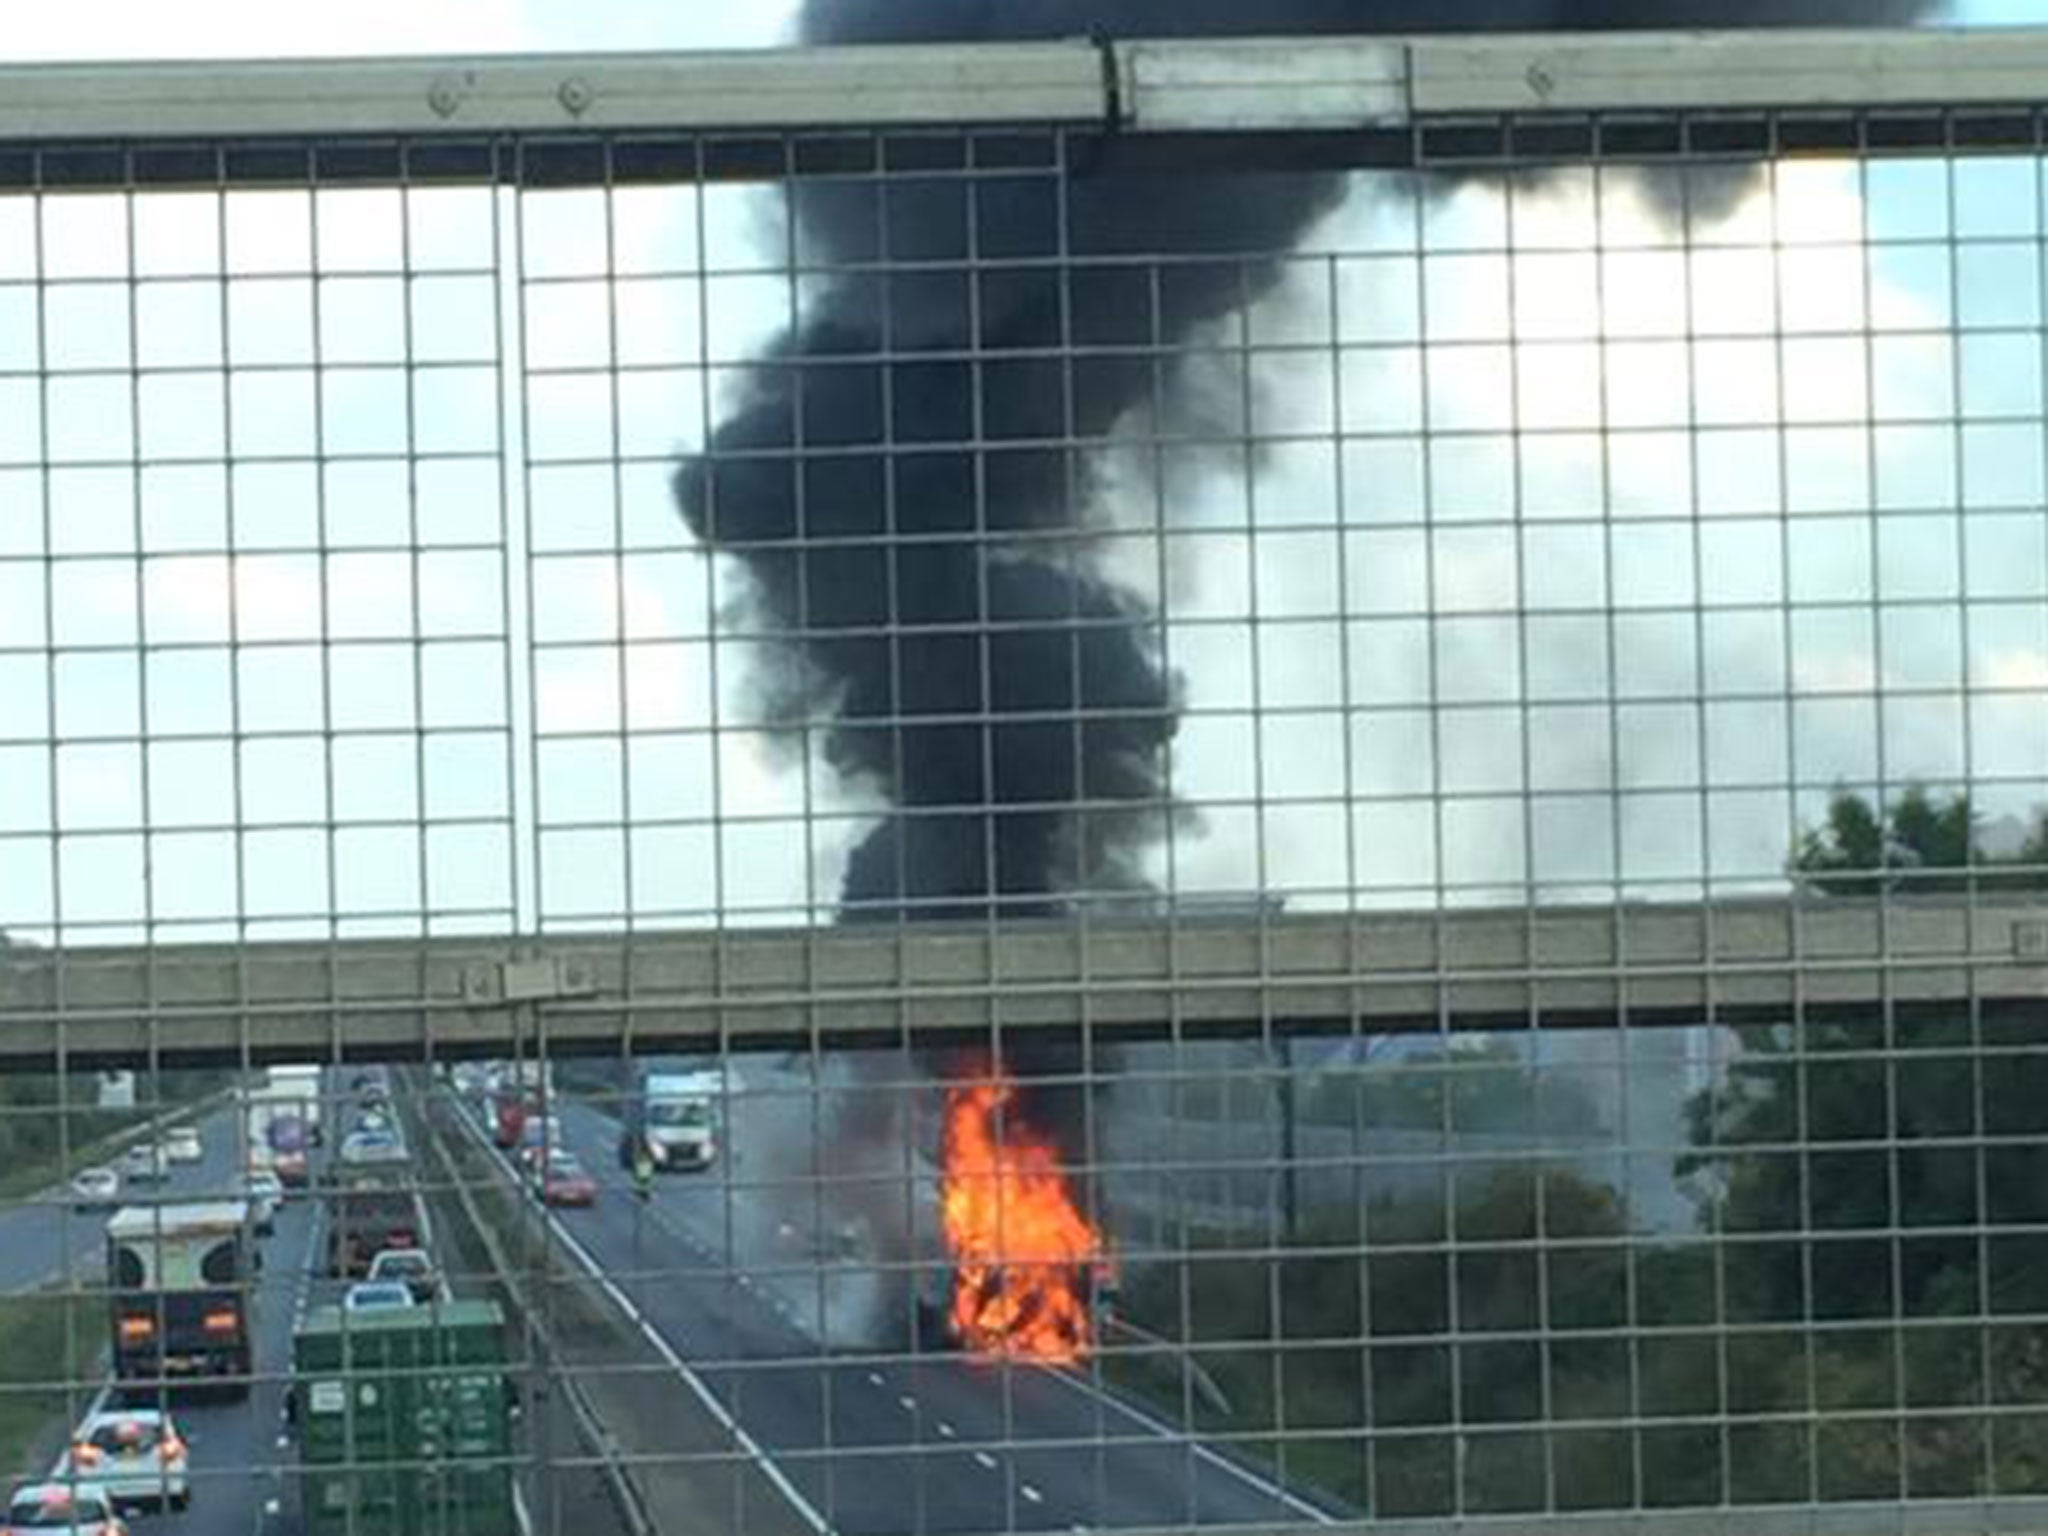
[160,1434,186,1462]
[203,1309,239,1334]
[118,1315,155,1342]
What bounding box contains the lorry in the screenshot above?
[243,1067,324,1183]
[489,1092,535,1153]
[327,1163,427,1279]
[486,1060,551,1152]
[616,1068,719,1173]
[251,1110,313,1191]
[264,1065,324,1140]
[292,1299,515,1536]
[107,1201,255,1393]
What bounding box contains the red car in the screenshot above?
[534,1150,596,1208]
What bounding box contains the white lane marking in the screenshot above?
[1046,1368,1334,1524]
[973,1452,997,1471]
[1021,1485,1044,1505]
[936,1422,956,1439]
[512,1479,533,1536]
[276,1434,290,1450]
[867,1372,885,1388]
[897,1395,916,1412]
[449,1092,832,1536]
[263,1498,282,1517]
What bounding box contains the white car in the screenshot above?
[163,1127,202,1165]
[69,1167,119,1212]
[242,1171,283,1234]
[119,1145,166,1184]
[2,1483,126,1534]
[53,1410,189,1513]
[342,1281,416,1315]
[366,1248,438,1305]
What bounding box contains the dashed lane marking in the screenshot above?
[448,1097,830,1536]
[973,1452,997,1471]
[897,1394,916,1412]
[1046,1368,1335,1525]
[1021,1486,1044,1505]
[867,1372,885,1387]
[936,1422,956,1439]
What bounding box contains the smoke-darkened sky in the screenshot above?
[680,0,1946,929]
[803,0,1937,41]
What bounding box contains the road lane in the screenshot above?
[56,1178,322,1536]
[137,1190,320,1536]
[0,1107,245,1295]
[462,1088,1331,1534]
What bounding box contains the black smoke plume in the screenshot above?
[676,0,1942,1173]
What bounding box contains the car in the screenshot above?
[3,1483,127,1534]
[69,1167,119,1212]
[53,1410,189,1513]
[119,1145,166,1184]
[338,1129,405,1166]
[162,1127,202,1165]
[341,1281,416,1315]
[242,1171,283,1234]
[514,1116,561,1173]
[535,1150,597,1208]
[366,1248,438,1305]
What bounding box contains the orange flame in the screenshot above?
[941,1073,1103,1364]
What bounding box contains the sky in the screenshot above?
[0,0,800,60]
[0,0,2033,61]
[4,3,2048,941]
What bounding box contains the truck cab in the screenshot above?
[619,1070,719,1173]
[106,1201,255,1394]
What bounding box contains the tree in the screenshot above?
[1666,787,2048,1498]
[1794,789,1890,892]
[1792,784,2048,895]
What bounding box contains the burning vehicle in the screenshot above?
[937,1072,1116,1363]
[673,0,1931,1367]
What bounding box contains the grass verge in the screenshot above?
[0,1075,232,1207]
[0,1289,102,1479]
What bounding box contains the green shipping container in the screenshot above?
[293,1300,515,1536]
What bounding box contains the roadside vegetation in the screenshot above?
[1104,787,2048,1516]
[0,1069,231,1204]
[0,1289,100,1478]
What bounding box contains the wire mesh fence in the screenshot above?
[2,34,2048,1536]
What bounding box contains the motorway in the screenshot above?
[1,1104,310,1536]
[474,1087,1335,1536]
[0,1106,245,1294]
[8,1076,1329,1536]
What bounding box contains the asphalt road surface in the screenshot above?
[471,1090,1332,1536]
[22,1145,322,1536]
[0,1107,246,1294]
[121,1190,322,1536]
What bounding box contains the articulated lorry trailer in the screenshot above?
[293,1300,514,1536]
